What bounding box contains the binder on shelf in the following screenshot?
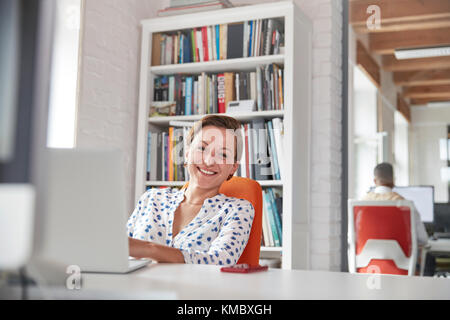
[267,120,280,180]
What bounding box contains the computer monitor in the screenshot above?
[434,203,450,233]
[393,186,434,223]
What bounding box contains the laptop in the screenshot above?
[42,148,150,273]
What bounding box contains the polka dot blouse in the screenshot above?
[127,187,255,266]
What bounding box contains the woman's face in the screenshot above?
[186,126,239,189]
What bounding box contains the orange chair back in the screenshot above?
[352,204,413,275]
[182,176,263,266]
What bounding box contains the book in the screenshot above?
[268,188,282,246]
[151,33,162,66]
[263,190,280,246]
[168,127,174,181]
[201,26,209,62]
[220,24,227,59]
[185,76,193,115]
[217,73,226,113]
[272,118,285,180]
[252,119,270,180]
[215,24,220,60]
[224,72,234,112]
[150,132,159,181]
[197,29,204,62]
[261,193,272,246]
[227,22,244,59]
[267,120,280,180]
[146,131,152,181]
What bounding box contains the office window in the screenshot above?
[47,0,81,148]
[351,66,379,199]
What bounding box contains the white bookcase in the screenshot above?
[135,1,312,269]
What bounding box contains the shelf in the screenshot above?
[146,180,283,187]
[150,54,284,75]
[260,246,282,252]
[148,110,284,125]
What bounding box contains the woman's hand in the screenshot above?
[128,237,185,263]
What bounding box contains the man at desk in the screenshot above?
[362,162,428,246]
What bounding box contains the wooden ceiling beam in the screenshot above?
[369,27,450,54]
[382,55,450,71]
[397,94,411,122]
[410,97,450,105]
[403,84,450,99]
[352,16,450,34]
[356,40,380,87]
[350,0,450,24]
[394,69,450,86]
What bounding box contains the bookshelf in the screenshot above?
[136,1,312,269]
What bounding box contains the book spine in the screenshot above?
[268,188,282,246]
[151,33,161,66]
[168,76,175,102]
[217,73,226,113]
[256,67,263,111]
[261,194,271,247]
[221,24,227,59]
[248,20,253,57]
[215,25,220,60]
[267,120,280,180]
[207,26,213,61]
[146,131,151,181]
[243,21,249,58]
[191,29,197,62]
[196,29,203,62]
[193,79,198,115]
[211,25,216,61]
[201,26,209,62]
[168,127,174,181]
[185,77,193,115]
[272,118,285,180]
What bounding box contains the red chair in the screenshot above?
[182,176,263,266]
[348,200,417,276]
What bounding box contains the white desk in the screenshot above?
[22,263,450,300]
[420,238,450,276]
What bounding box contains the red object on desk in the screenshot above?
[220,264,268,273]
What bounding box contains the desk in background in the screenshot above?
[420,238,450,276]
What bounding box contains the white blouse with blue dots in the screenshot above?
[127,187,255,266]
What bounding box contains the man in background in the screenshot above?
[362,162,428,246]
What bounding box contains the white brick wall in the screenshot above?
[77,0,165,213]
[77,0,343,271]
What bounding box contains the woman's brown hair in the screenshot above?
[186,114,243,163]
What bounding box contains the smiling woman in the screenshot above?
[127,115,254,266]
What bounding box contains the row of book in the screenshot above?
[151,64,284,117]
[151,18,284,66]
[145,118,285,182]
[261,188,283,248]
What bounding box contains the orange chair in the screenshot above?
[348,200,417,276]
[182,176,263,266]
